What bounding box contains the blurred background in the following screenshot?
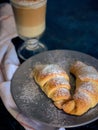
[0,0,98,130]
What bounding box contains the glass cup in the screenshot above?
[10,0,47,60]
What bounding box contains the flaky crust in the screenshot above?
[32,64,71,109]
[63,61,98,116]
[32,62,98,116]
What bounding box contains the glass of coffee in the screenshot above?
[10,0,47,60]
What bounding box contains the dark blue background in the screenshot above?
[44,0,98,59]
[0,0,98,130]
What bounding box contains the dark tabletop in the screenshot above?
[0,0,98,129]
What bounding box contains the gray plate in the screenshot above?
[11,50,98,128]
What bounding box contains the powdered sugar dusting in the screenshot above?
[54,88,69,97]
[72,61,98,80]
[11,50,98,127]
[80,74,98,81]
[78,82,96,93]
[74,81,98,103]
[74,91,91,103]
[78,66,98,79]
[15,79,43,104]
[51,76,69,85]
[41,64,66,75]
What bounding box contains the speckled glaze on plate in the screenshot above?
[11,50,98,128]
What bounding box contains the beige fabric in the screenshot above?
[0,3,35,130]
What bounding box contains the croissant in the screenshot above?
[63,61,98,116]
[32,64,71,109]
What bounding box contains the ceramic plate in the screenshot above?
[11,50,98,128]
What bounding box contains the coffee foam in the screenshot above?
[11,0,47,8]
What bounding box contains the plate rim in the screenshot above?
[11,49,98,128]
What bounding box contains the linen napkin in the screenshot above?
[0,3,36,130]
[0,3,65,130]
